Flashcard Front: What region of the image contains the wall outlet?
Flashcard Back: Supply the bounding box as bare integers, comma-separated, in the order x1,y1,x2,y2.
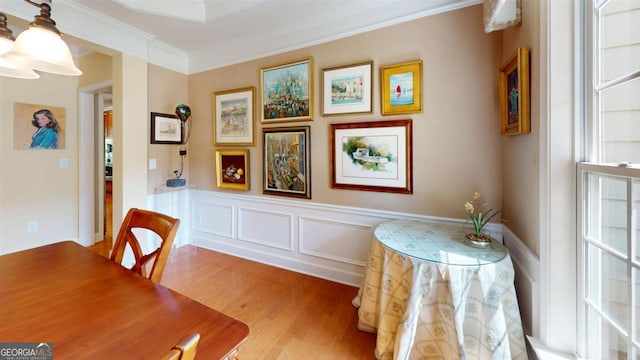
179,149,187,156
27,221,38,232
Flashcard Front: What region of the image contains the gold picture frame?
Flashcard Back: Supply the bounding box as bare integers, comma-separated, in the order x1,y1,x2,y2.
380,60,423,115
499,47,530,135
216,149,250,191
213,86,255,146
260,58,313,123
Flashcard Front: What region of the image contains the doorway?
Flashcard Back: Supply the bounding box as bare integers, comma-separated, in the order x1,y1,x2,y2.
78,82,113,251
103,108,113,247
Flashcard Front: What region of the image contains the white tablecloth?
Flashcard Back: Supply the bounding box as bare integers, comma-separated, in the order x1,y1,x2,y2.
353,219,527,359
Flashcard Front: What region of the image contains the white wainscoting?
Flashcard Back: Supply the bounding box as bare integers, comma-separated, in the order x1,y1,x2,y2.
147,189,539,336
180,190,502,287
502,225,540,338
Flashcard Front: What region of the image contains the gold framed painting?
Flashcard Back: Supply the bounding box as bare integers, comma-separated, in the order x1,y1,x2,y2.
499,47,530,135
213,86,255,145
260,58,313,123
216,149,250,191
380,60,423,115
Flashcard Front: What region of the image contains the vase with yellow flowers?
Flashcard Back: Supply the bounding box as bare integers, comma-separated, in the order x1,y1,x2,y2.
464,192,500,248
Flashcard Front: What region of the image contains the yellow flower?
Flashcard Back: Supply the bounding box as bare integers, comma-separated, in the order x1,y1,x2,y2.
464,191,500,237
464,201,474,213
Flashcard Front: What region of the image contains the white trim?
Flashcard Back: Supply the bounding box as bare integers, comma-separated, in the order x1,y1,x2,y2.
503,225,540,337
527,336,577,360
77,92,94,246
538,0,551,346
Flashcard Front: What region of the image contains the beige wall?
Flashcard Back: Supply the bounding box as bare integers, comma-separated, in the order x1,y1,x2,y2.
78,52,113,88
188,5,505,219
0,3,532,257
0,73,80,254
147,64,189,191
501,0,540,256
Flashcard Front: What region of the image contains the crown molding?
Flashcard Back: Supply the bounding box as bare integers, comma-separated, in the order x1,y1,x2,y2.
1,0,481,75
0,0,189,74
188,0,481,74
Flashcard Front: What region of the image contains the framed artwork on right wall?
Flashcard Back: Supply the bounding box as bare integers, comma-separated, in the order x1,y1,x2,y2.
499,47,530,135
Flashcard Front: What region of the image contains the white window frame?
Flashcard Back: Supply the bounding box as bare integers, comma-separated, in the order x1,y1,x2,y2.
577,0,640,358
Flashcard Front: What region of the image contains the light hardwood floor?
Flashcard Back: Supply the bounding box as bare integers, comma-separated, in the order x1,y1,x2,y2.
89,243,378,359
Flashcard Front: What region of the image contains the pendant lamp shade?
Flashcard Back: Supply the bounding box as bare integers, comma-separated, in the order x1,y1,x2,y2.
0,12,39,79
0,56,40,79
0,37,13,55
5,26,81,76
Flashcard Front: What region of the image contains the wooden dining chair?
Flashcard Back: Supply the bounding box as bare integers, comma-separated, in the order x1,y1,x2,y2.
110,208,180,283
158,333,200,360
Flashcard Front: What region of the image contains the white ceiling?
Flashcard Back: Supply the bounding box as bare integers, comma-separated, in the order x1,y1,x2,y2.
3,0,481,74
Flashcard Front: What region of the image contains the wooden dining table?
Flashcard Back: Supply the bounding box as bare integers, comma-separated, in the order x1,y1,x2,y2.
0,241,249,359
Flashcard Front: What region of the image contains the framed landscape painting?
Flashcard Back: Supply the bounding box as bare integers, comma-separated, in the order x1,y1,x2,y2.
380,60,423,115
321,61,373,115
263,126,311,199
331,119,412,194
260,58,313,123
499,47,530,135
150,112,182,144
213,87,255,145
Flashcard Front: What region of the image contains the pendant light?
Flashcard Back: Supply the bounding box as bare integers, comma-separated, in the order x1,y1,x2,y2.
0,12,40,79
3,0,82,77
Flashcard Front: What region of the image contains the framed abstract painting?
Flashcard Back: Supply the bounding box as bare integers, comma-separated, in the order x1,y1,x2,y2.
260,58,313,123
262,126,311,199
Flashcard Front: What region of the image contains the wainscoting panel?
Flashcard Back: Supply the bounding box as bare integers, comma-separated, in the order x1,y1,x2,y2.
192,202,234,238
238,206,293,250
299,216,373,266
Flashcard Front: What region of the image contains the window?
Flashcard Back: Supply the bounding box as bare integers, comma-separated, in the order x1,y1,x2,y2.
578,1,640,359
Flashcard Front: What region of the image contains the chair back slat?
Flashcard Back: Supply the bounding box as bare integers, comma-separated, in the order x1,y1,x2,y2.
110,208,180,283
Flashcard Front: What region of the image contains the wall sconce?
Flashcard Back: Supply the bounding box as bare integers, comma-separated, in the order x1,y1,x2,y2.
0,0,82,79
